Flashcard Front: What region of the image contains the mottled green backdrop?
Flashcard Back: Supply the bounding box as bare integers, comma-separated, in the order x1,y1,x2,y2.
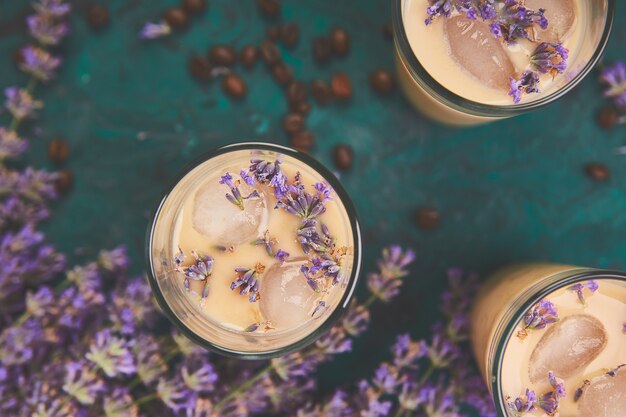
1,0,626,390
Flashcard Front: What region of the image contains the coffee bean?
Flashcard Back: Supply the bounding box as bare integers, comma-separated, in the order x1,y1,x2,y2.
329,27,350,56
271,63,293,86
257,0,280,18
286,81,307,103
48,139,69,164
584,163,610,181
597,107,618,129
289,100,311,115
310,80,332,105
333,144,353,170
282,113,305,135
281,23,300,48
369,69,395,95
222,74,247,99
163,7,189,30
266,25,281,41
415,208,440,230
383,22,393,40
331,72,352,101
239,45,258,69
182,0,207,15
312,37,332,64
86,4,110,30
55,169,73,194
259,40,281,66
188,55,212,81
208,45,236,67
289,131,315,152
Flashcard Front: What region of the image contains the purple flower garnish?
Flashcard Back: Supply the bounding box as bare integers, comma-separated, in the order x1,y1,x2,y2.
185,252,214,281
301,264,321,292
538,372,566,415
85,329,136,377
220,171,260,211
275,248,289,263
247,158,288,198
568,280,599,305
18,46,61,81
27,14,69,46
297,218,334,254
509,70,540,104
311,300,330,319
490,1,548,43
524,299,559,330
0,128,28,160
276,183,329,219
531,42,569,77
4,87,43,120
311,253,342,285
140,21,172,39
367,245,415,302
244,320,272,332
508,388,537,416
252,230,276,257
599,61,626,109
231,264,263,302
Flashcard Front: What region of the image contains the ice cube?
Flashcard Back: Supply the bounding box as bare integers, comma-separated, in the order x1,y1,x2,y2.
259,259,319,329
444,16,515,90
528,315,607,383
579,367,626,417
192,180,269,248
525,0,576,42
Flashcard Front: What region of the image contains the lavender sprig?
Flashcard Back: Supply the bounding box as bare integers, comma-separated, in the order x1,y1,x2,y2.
599,61,626,110
568,280,599,305
231,264,264,302
367,246,416,302
523,299,559,330
18,46,61,82
507,388,537,417
530,42,569,77
509,70,540,104
489,0,548,42
4,87,43,121
297,219,334,254
425,0,496,25
538,371,566,415
252,230,277,257
220,172,260,211
247,158,288,198
276,182,332,219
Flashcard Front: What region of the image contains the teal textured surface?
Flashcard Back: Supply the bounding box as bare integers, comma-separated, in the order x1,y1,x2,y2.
1,0,626,389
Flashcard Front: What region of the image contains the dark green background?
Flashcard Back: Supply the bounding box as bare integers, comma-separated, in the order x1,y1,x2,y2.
2,0,626,390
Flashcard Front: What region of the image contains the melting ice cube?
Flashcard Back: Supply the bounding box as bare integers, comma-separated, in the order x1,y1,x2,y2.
444,16,515,91
259,259,319,329
526,0,576,42
192,180,268,248
528,314,607,383
579,367,626,417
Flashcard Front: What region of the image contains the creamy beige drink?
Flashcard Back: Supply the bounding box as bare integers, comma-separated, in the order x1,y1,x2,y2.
471,264,626,417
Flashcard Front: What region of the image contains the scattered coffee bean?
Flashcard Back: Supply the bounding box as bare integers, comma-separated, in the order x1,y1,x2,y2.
369,69,395,95
182,0,207,15
208,45,236,67
188,55,212,81
257,0,280,18
48,139,69,164
266,25,281,41
329,27,350,56
286,81,307,103
584,163,610,181
597,107,618,129
310,80,332,105
289,100,311,115
281,23,300,48
415,208,440,230
86,4,110,30
259,40,281,66
383,22,393,40
289,131,315,152
331,72,352,101
55,169,73,194
222,74,247,99
312,37,332,64
333,144,353,170
271,63,293,86
282,113,305,135
239,45,258,69
163,7,189,30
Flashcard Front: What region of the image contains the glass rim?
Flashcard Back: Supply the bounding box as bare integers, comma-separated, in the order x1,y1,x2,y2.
490,269,626,416
145,141,363,360
391,0,616,117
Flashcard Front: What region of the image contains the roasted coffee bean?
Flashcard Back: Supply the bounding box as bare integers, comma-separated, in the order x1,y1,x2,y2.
333,144,353,170
289,131,315,152
286,81,307,103
257,0,281,18
383,22,393,40
289,100,311,115
271,63,293,86
55,170,73,194
584,163,610,181
266,25,281,41
282,113,305,135
281,23,300,48
48,139,69,164
310,80,332,105
331,72,352,101
415,208,440,230
163,7,189,30
182,0,207,15
86,4,110,29
259,40,281,66
222,74,247,99
312,37,332,64
208,45,236,67
329,27,350,56
239,45,258,69
369,69,395,95
597,107,618,129
188,55,212,81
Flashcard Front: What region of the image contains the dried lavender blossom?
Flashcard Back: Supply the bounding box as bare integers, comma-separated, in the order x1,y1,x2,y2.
425,0,496,25
367,245,416,302
297,218,334,254
275,248,290,263
253,229,277,257
538,371,566,415
489,0,548,42
523,299,559,330
85,329,136,377
247,158,288,198
568,280,599,305
531,42,569,76
276,181,332,219
140,21,172,39
0,128,28,161
27,14,69,46
599,61,626,110
509,70,540,104
231,264,263,302
220,172,260,211
18,46,61,81
4,87,43,120
508,388,537,416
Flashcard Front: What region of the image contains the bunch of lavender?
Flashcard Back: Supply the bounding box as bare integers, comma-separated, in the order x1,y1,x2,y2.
598,61,626,127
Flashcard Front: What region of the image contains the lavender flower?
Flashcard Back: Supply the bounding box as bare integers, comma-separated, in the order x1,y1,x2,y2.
4,87,43,120
181,359,218,393
361,398,393,417
272,352,316,380
220,172,260,211
538,372,566,415
523,299,559,330
530,42,569,76
247,158,287,198
98,245,129,272
276,182,331,219
508,388,537,416
342,301,370,336
103,387,138,417
297,219,334,254
392,334,426,368
490,1,548,42
244,320,273,332
0,319,42,365
133,335,167,385
85,330,136,377
27,14,69,45
140,21,172,39
316,326,352,354
109,278,156,334
301,264,321,292
275,249,290,263
568,280,599,305
418,386,460,417
157,377,192,412
367,245,416,302
33,0,71,17
600,61,626,109
18,46,61,81
62,361,103,405
509,70,540,104
425,0,496,25
0,128,28,160
253,230,276,257
231,264,263,302
373,363,400,394
25,286,55,318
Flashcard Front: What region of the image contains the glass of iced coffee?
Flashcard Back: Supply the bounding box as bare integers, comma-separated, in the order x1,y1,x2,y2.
146,143,361,359
471,264,626,417
392,0,616,126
